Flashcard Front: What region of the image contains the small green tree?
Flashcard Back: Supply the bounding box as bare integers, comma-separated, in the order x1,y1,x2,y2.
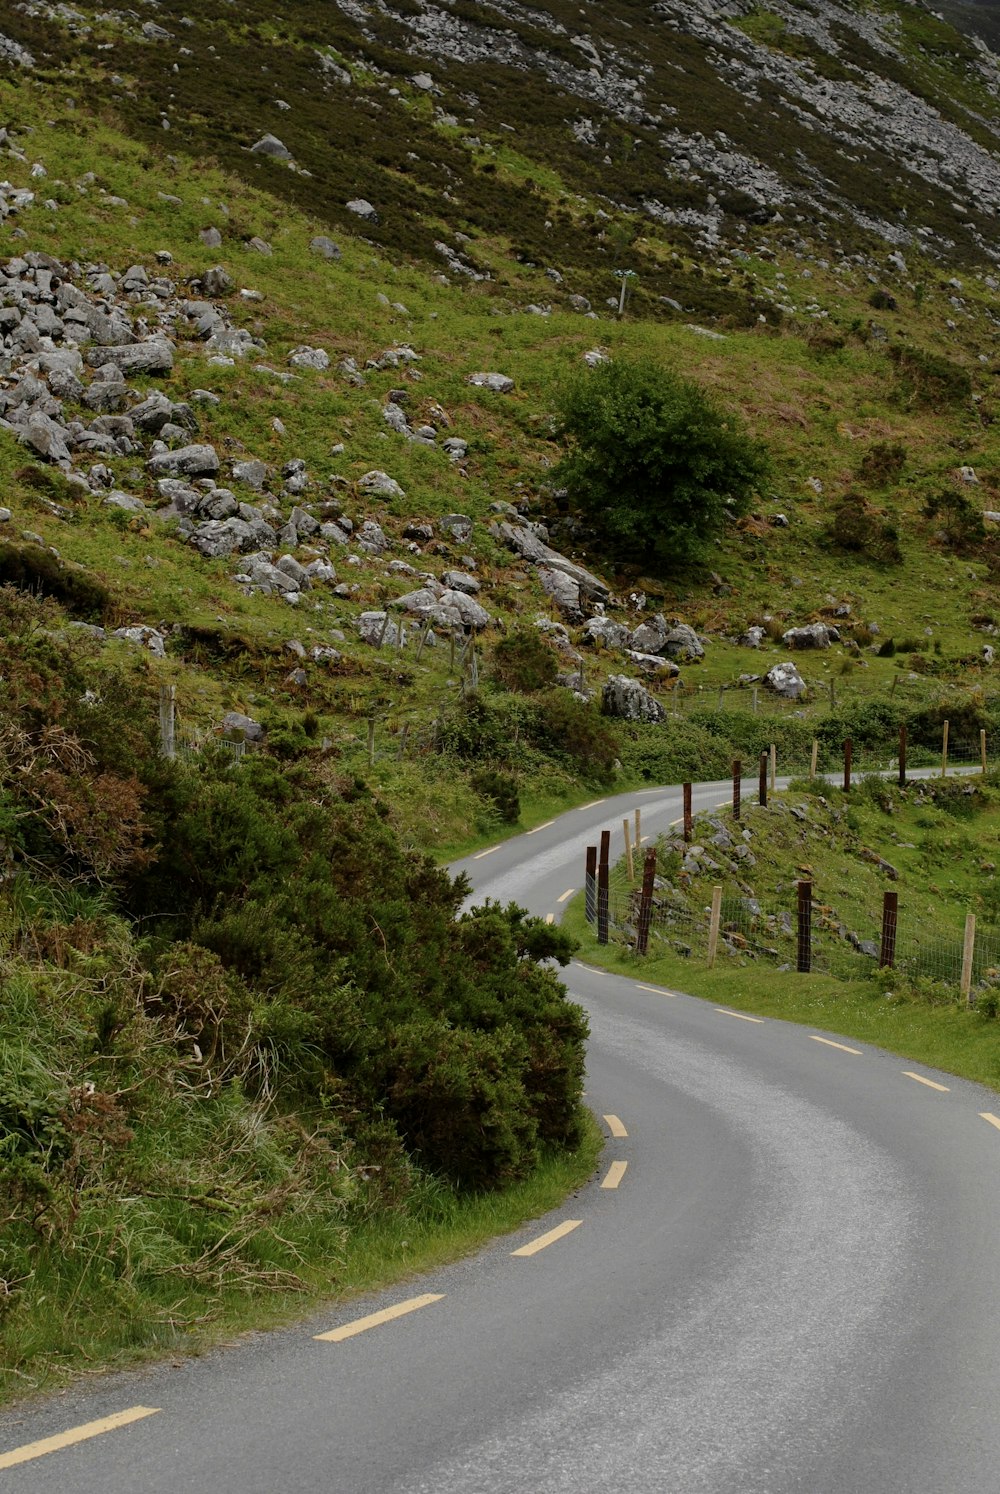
553,359,770,571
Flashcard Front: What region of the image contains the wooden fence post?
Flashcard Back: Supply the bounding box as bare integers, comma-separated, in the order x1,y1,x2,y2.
961,912,976,1004
752,687,759,714
843,738,852,794
879,890,898,969
796,880,812,974
635,848,657,955
367,717,376,766
810,738,818,780
941,719,949,778
898,723,907,787
585,845,597,924
981,728,988,775
683,782,693,843
634,807,641,848
623,818,635,882
759,751,768,807
597,830,610,945
397,722,410,760
707,886,723,968
732,759,742,821
159,684,176,759
769,743,777,795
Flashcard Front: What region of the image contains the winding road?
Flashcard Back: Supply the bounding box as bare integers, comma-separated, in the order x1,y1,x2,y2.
4,779,1000,1492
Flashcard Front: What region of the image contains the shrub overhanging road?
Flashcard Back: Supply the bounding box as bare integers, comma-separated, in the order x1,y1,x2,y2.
3,779,1000,1492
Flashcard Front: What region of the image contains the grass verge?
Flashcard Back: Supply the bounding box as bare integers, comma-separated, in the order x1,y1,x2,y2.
564,900,1000,1092
0,1109,602,1407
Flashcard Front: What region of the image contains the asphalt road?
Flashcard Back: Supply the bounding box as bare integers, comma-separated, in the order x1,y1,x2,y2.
3,779,1000,1491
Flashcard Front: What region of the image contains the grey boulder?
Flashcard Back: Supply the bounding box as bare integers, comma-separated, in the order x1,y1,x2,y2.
601,675,665,723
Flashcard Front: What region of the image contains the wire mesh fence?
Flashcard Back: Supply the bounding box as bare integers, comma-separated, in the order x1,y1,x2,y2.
585,851,1000,998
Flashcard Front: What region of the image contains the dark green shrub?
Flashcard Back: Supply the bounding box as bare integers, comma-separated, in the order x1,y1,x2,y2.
436,691,537,765
529,690,620,780
375,1019,538,1188
922,489,986,553
888,344,973,408
471,768,520,823
868,289,898,311
857,441,907,487
489,628,559,693
552,358,770,571
826,493,902,563
0,543,111,621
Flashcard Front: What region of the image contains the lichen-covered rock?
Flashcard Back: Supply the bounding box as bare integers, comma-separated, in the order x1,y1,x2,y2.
764,661,806,698
601,674,665,723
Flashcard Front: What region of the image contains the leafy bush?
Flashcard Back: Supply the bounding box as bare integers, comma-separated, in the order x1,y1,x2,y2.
489,628,559,693
857,441,907,487
529,690,620,781
552,358,771,571
471,768,521,823
826,493,902,563
922,489,986,553
888,344,972,408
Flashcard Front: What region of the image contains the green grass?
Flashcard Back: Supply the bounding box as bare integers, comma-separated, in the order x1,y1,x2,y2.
565,899,1000,1090
0,1110,602,1405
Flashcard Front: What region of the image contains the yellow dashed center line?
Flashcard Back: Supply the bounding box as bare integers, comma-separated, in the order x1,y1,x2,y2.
603,1113,628,1138
716,1008,764,1024
512,1220,583,1257
980,1112,1000,1132
544,913,554,925
572,961,610,977
525,819,555,835
903,1071,949,1093
472,845,501,860
578,799,607,810
557,887,576,903
0,1407,161,1472
811,1036,863,1055
601,1160,628,1190
636,983,678,998
315,1293,444,1343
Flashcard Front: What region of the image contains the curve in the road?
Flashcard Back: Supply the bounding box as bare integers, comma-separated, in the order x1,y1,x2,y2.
3,777,1000,1493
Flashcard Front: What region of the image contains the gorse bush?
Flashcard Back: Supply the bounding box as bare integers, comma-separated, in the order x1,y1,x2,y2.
552,358,771,572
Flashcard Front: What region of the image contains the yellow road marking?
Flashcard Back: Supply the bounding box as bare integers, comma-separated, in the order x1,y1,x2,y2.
0,1407,160,1472
601,1160,628,1190
639,835,649,844
578,799,606,810
557,887,576,903
811,1036,863,1055
314,1293,444,1342
716,1008,764,1024
472,845,501,860
980,1112,1000,1132
512,1219,583,1257
636,983,677,998
572,961,610,976
903,1071,949,1093
526,819,555,835
545,913,554,925
603,1113,628,1138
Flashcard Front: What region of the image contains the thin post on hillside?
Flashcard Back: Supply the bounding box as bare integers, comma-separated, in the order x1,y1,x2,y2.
769,743,776,795
159,684,176,759
683,782,693,843
585,845,597,924
879,890,898,970
623,818,635,882
961,912,977,1005
796,880,813,974
981,728,988,776
758,751,768,808
810,738,819,780
732,759,742,821
706,886,723,968
635,848,657,956
843,738,852,794
941,719,950,778
597,830,611,946
899,724,907,787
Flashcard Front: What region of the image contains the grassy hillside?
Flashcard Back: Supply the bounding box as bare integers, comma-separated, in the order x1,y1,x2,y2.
3,0,1000,1399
